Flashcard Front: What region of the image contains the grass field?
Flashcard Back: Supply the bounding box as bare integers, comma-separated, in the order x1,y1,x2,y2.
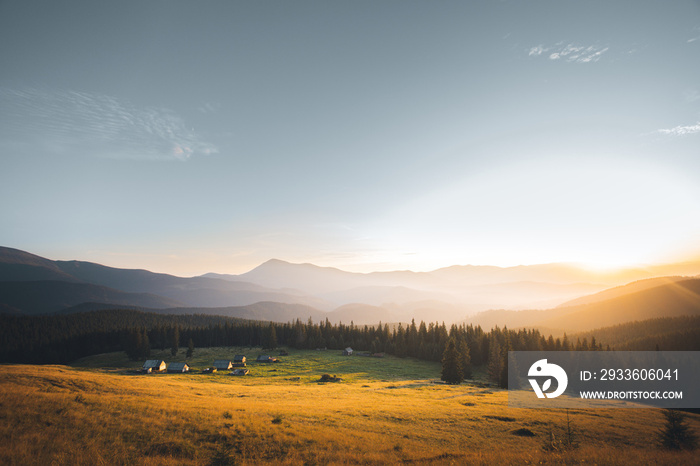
1,347,698,465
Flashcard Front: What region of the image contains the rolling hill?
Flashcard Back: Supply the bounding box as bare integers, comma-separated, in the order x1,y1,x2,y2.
467,278,700,333
2,246,700,326
0,247,331,314
0,281,184,314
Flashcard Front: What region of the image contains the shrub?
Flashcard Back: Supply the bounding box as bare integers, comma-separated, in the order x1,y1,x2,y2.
658,409,698,450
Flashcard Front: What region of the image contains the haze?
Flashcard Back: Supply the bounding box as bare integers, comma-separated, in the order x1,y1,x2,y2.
1,1,699,277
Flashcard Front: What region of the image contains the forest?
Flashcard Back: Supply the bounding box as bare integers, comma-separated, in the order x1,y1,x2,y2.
3,308,700,388
1,308,602,366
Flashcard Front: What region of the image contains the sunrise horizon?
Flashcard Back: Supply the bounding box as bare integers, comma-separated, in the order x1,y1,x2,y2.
7,242,700,280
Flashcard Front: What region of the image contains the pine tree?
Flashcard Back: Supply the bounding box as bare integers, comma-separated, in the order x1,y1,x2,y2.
441,338,464,384
457,337,472,379
186,337,194,358
123,328,140,361
658,409,698,450
487,337,502,384
170,326,180,357
139,328,150,359
263,323,277,349
499,334,512,389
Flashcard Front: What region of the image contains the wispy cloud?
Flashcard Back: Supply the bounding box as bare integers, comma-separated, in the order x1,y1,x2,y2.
684,89,700,103
0,87,217,161
657,122,700,136
528,43,609,63
198,102,221,114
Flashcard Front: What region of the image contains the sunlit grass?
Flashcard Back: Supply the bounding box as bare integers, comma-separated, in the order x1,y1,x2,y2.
0,348,697,464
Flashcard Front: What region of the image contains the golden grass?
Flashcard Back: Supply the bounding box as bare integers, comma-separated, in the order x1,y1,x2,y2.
1,350,698,465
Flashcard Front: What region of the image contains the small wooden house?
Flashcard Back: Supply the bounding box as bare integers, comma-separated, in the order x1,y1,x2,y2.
256,355,278,363
213,359,232,370
342,347,353,356
167,362,190,373
232,355,246,367
142,360,166,372
231,368,249,376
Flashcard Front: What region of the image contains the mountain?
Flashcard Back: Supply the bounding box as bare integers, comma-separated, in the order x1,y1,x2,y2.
0,281,184,315
203,259,618,312
467,278,700,333
0,247,331,314
54,259,332,309
0,247,80,282
326,303,398,325
557,276,694,308
540,278,700,331
569,315,700,351
3,245,700,326
150,302,327,322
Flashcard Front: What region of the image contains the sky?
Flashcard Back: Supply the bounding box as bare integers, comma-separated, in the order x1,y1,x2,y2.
1,0,699,276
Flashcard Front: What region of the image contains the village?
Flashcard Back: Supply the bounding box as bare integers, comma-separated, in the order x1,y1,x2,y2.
137,346,385,377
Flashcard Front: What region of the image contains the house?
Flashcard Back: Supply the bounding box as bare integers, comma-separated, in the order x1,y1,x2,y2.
167,362,190,373
142,360,166,372
256,355,278,363
232,355,246,367
231,368,249,376
213,360,233,370
342,347,353,356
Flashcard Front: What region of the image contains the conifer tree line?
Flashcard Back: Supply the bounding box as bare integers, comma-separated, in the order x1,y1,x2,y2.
1,309,604,370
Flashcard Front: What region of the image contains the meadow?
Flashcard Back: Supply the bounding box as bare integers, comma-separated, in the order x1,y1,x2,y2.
0,347,698,465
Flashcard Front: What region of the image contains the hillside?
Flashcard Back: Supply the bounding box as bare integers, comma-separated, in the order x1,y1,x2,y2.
3,245,700,325
569,315,700,351
154,302,327,323
0,281,184,314
0,246,80,282
557,276,694,308
468,278,700,332
540,278,700,331
1,362,698,465
0,247,332,314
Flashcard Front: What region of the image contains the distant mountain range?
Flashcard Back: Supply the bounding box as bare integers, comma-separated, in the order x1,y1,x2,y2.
1,246,699,327
465,277,700,333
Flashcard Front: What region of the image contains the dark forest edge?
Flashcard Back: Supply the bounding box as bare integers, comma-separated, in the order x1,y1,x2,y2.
1,309,698,384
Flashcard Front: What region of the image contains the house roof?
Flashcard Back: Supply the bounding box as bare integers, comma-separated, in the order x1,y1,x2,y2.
344,347,353,351
168,362,189,371
143,359,165,368
233,355,246,361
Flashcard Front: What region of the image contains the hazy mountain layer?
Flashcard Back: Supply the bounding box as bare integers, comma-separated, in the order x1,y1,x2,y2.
2,246,700,325
467,278,700,333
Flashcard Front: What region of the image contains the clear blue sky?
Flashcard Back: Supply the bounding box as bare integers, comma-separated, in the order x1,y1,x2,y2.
1,1,699,276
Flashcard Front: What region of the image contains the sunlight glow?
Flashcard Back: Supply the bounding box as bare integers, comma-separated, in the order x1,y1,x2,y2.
365,156,700,273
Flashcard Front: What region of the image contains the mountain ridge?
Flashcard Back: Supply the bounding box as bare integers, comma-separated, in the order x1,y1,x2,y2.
3,246,700,325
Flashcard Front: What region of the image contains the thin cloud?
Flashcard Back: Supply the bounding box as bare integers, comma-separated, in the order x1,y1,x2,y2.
528,45,545,57
0,87,217,161
657,122,700,136
528,43,609,63
684,89,700,103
